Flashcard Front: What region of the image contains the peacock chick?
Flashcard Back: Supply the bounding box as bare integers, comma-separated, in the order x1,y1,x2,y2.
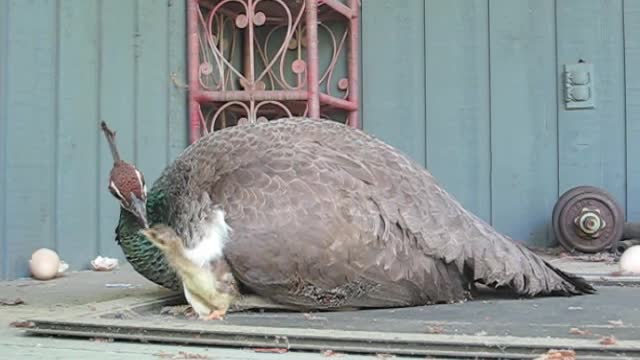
141,223,238,320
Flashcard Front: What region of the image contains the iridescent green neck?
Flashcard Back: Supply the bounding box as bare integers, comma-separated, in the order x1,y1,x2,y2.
116,191,182,291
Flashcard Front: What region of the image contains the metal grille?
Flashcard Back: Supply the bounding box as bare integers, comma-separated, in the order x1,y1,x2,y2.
187,0,361,143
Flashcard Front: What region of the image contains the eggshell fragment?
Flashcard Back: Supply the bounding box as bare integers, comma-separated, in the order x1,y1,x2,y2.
91,256,119,271
619,245,640,274
29,248,61,280
58,261,69,274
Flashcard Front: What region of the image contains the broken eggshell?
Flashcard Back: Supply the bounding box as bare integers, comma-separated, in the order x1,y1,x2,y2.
29,248,62,280
91,256,119,271
58,260,69,274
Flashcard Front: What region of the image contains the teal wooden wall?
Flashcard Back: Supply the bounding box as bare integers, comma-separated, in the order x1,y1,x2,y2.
363,0,639,247
1,0,639,279
0,0,188,279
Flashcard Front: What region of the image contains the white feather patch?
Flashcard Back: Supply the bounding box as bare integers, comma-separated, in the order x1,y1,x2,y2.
109,181,124,200
184,209,231,268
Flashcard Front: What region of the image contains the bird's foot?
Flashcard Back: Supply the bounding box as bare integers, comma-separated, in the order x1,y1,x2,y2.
204,309,226,321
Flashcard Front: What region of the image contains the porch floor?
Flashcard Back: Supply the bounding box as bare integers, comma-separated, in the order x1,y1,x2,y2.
1,254,638,359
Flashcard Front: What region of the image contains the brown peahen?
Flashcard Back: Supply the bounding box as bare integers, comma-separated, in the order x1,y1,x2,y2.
101,117,594,310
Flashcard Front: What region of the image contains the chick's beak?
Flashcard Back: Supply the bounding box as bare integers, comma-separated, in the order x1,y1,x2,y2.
129,195,149,229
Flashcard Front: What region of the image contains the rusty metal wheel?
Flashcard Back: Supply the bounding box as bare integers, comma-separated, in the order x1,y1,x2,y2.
552,185,625,253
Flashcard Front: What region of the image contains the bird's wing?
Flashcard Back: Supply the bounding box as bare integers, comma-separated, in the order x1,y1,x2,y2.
308,124,593,297
213,140,469,309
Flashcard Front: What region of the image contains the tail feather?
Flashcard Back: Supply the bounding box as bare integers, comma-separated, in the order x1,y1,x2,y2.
421,191,597,298
544,260,596,295
467,232,596,297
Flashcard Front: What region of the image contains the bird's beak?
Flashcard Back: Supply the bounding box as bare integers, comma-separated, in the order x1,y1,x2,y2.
129,195,149,229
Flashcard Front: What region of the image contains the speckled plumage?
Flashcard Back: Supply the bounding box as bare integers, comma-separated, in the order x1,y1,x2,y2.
113,117,594,309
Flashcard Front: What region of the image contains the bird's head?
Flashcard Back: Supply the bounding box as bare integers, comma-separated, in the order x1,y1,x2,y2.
100,121,149,229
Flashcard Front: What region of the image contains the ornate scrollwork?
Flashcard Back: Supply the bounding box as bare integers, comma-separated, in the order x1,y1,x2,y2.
195,0,354,133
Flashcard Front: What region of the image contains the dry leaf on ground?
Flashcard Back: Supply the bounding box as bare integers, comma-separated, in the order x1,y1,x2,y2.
9,321,34,328
599,335,617,345
0,298,25,306
568,327,592,336
534,349,576,360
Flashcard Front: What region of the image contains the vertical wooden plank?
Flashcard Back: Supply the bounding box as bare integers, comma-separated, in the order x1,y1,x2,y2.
357,12,363,130
56,0,99,268
489,0,558,246
98,0,137,259
4,0,57,278
425,0,491,222
136,0,170,181
625,0,640,221
167,0,189,160
0,0,8,278
361,0,426,166
556,0,626,212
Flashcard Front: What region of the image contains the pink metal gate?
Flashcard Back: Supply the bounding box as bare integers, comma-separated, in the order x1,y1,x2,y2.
187,0,361,143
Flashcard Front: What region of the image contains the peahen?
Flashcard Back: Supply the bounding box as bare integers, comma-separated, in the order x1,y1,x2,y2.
101,117,594,310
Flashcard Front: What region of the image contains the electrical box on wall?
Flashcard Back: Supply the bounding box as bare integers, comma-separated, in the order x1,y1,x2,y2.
563,62,595,110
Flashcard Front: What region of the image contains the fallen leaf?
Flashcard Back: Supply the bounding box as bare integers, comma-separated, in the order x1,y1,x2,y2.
599,335,617,346
568,327,592,336
0,298,25,306
426,325,445,334
608,320,624,327
322,350,341,357
9,321,34,328
534,349,576,360
253,348,288,354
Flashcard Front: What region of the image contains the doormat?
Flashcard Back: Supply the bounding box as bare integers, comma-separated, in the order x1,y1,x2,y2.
18,286,640,359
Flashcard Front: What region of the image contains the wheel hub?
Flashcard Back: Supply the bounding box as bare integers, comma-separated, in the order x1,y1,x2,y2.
552,185,624,253
574,208,606,237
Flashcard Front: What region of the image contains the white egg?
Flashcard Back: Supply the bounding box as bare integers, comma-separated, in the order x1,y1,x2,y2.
29,248,60,280
619,245,640,274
